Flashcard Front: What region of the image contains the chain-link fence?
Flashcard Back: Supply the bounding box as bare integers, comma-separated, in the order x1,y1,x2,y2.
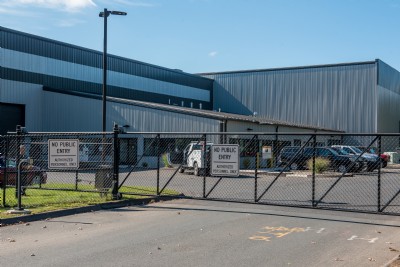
1,131,400,215
1,130,115,211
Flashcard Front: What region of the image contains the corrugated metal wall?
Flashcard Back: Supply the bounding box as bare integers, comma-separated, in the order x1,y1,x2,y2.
377,60,400,133
0,80,44,132
0,26,213,109
203,63,378,133
377,84,400,133
42,91,220,132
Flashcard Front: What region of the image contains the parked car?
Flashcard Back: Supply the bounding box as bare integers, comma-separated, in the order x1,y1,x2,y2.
278,146,309,170
278,146,364,172
356,146,389,168
0,155,47,187
332,145,383,171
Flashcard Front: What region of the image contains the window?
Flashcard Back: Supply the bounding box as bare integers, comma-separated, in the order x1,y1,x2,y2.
143,138,192,158
230,138,258,157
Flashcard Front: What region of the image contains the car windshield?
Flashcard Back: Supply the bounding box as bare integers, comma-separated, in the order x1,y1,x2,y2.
326,148,338,155
358,147,377,154
351,146,363,154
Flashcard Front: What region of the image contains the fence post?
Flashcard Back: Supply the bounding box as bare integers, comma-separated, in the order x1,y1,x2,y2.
203,134,207,198
156,134,160,196
312,134,316,207
15,125,22,198
112,124,120,200
2,136,8,207
377,135,382,212
254,134,259,202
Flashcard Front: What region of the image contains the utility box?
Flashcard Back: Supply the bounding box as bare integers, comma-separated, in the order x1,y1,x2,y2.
392,152,400,164
384,152,400,164
95,165,112,190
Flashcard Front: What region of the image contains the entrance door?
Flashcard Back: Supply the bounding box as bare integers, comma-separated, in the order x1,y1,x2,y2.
119,138,137,165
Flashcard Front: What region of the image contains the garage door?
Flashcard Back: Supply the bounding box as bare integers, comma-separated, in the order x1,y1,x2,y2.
0,103,25,135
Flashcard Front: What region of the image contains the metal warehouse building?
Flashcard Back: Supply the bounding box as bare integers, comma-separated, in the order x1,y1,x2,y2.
0,26,335,136
200,60,400,133
1,26,400,136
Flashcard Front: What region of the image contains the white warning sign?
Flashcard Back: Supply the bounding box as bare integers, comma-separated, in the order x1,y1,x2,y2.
211,144,239,177
48,139,79,169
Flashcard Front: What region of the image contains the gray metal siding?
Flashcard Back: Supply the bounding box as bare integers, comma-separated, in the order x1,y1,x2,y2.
42,91,220,132
0,26,213,90
1,48,210,103
378,60,400,94
377,61,400,133
377,85,400,133
204,63,378,133
0,80,44,131
0,26,213,109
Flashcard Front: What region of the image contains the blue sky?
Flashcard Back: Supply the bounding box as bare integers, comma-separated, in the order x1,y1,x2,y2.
0,0,399,73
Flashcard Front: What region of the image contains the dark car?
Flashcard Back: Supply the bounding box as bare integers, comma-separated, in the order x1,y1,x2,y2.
278,146,364,172
278,146,310,170
0,156,47,187
356,146,389,168
330,147,368,171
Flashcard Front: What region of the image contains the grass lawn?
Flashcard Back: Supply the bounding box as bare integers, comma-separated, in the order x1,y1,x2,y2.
0,184,179,219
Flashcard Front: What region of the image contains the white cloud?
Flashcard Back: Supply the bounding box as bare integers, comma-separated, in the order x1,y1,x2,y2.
0,0,96,12
57,18,85,27
113,0,156,7
208,51,218,57
0,6,33,15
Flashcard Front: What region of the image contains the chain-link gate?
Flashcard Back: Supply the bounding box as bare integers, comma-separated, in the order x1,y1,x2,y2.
2,131,400,215
118,132,400,215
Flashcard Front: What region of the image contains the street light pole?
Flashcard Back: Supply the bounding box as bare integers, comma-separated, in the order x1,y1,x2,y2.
99,8,127,132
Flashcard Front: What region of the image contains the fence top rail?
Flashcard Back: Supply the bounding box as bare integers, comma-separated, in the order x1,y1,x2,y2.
2,132,400,137
6,132,113,135
123,132,400,136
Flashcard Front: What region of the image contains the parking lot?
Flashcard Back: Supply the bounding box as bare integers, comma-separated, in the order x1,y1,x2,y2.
41,163,400,214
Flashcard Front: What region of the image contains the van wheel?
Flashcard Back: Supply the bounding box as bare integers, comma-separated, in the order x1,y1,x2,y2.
178,167,184,173
194,163,199,176
337,165,347,173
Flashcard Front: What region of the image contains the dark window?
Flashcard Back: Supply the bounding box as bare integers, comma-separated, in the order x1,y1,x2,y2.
230,138,258,157
143,138,192,162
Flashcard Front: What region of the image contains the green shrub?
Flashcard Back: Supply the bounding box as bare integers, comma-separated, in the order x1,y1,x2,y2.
162,153,172,168
307,157,330,174
243,158,251,169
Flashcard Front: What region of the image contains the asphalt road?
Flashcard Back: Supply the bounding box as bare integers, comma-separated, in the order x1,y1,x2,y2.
45,166,400,214
1,199,400,267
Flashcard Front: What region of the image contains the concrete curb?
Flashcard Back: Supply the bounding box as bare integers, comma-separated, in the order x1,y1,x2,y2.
0,196,178,226
286,173,354,178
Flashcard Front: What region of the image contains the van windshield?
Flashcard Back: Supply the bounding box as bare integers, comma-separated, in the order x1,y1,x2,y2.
192,144,211,150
